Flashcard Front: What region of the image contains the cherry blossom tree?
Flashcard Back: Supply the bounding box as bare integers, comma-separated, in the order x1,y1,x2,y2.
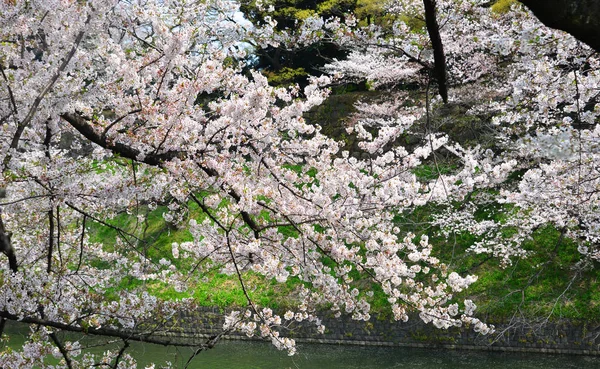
3,0,599,367
0,0,495,366
323,0,600,284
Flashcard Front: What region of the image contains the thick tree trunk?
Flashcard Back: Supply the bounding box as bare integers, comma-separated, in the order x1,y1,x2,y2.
423,0,449,103
0,206,17,273
0,227,17,272
520,0,600,52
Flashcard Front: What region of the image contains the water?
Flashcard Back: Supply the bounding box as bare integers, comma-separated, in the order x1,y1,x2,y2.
183,341,599,369
3,323,599,368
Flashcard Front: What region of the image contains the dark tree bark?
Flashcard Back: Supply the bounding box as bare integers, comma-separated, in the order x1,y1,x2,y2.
423,0,449,103
0,213,17,273
0,309,226,349
520,0,600,52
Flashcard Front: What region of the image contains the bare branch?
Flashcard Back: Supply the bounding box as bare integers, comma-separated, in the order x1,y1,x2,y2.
0,66,19,123
112,340,130,369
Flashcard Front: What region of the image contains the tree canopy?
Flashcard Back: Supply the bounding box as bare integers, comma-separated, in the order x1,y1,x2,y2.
2,0,600,367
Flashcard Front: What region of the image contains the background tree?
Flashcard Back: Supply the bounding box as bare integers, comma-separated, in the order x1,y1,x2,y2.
519,0,600,52
322,0,600,327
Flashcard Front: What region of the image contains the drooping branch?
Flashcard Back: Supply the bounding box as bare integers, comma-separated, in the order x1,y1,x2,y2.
0,310,225,349
76,214,87,273
45,121,54,273
520,0,600,52
423,0,448,103
184,334,222,369
0,66,18,124
47,206,54,274
56,205,63,265
112,340,130,369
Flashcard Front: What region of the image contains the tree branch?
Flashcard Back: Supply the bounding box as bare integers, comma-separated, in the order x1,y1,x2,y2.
3,19,89,169
0,310,218,348
47,207,54,274
112,340,130,369
0,211,18,272
0,66,18,123
61,113,186,166
49,332,74,369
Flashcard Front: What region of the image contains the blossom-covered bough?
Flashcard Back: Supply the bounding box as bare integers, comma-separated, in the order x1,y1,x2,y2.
323,0,600,312
1,0,599,367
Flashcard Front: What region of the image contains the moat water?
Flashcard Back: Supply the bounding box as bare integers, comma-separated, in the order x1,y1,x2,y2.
2,322,599,368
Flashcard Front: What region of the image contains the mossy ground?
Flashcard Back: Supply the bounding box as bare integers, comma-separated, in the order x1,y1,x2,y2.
87,202,301,310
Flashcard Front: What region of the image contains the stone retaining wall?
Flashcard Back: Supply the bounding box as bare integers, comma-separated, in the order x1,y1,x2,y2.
152,307,600,355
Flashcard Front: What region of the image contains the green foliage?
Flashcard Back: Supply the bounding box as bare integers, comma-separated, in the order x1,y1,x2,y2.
193,276,244,307
149,283,191,301
278,225,300,238
491,0,518,14
317,0,357,16
242,0,357,27
294,8,317,19
412,163,457,181
399,14,426,32
263,67,308,86
355,0,386,26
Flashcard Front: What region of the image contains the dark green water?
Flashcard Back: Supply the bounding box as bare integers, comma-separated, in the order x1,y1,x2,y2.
3,323,599,368
134,340,599,369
